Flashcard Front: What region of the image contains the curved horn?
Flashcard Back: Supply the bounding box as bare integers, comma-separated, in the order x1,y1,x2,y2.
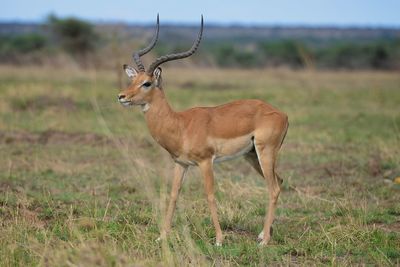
133,14,159,72
147,15,203,75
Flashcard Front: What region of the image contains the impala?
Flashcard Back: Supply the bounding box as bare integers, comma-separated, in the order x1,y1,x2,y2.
117,15,289,246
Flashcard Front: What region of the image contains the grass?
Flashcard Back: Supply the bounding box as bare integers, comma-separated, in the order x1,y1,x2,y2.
0,66,399,266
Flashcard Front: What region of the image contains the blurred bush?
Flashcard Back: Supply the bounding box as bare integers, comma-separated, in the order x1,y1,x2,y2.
259,40,310,68
0,33,47,63
315,41,398,70
0,33,47,53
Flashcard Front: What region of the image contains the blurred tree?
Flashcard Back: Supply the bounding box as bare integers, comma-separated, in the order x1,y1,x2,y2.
48,14,98,57
370,44,389,69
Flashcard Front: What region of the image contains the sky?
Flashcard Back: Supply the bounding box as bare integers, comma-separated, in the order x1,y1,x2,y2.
1,0,400,27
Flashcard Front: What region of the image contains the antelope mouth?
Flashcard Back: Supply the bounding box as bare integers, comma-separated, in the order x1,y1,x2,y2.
118,99,133,107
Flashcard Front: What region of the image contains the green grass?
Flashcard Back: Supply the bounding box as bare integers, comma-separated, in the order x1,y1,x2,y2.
0,66,399,266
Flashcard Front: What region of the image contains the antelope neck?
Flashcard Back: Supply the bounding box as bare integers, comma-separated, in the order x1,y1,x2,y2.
143,88,182,156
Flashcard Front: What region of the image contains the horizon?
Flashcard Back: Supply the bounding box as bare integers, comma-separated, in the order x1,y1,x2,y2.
1,0,400,28
1,19,400,30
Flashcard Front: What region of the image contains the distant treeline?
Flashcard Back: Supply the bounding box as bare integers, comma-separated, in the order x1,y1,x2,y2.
1,16,400,70
205,39,400,69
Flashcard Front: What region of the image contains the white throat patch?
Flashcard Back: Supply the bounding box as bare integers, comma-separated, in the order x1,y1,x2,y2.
141,103,150,113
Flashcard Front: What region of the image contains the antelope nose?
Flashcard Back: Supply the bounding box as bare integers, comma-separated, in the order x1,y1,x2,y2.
118,94,126,101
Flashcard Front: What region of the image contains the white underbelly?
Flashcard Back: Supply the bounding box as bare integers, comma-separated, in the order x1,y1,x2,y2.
173,156,197,166
211,134,254,163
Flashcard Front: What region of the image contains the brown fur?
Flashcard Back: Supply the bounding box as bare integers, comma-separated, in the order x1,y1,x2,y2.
118,70,288,245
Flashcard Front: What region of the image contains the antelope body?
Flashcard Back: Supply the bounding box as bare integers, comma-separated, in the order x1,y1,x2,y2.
117,15,288,246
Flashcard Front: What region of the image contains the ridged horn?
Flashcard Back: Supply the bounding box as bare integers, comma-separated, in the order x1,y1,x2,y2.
132,14,159,72
147,15,203,75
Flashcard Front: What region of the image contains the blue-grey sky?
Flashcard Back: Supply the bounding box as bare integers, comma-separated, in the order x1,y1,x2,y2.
1,0,400,27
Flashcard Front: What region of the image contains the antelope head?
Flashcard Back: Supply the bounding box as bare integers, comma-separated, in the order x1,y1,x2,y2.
118,15,204,110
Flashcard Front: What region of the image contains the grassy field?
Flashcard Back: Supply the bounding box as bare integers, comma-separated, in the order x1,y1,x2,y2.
0,66,399,266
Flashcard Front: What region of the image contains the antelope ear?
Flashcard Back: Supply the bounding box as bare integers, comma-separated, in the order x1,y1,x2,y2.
153,67,162,80
153,67,162,86
123,64,138,78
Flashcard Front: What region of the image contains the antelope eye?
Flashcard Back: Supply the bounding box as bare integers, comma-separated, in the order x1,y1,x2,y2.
142,82,152,87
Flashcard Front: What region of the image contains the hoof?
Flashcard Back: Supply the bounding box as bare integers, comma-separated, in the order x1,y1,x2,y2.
215,235,223,246
258,239,270,246
156,230,168,243
156,232,167,243
257,227,273,241
257,231,264,241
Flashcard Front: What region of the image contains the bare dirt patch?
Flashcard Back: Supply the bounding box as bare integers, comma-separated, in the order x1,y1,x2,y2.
0,130,111,146
376,221,400,233
11,96,77,111
0,130,157,151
